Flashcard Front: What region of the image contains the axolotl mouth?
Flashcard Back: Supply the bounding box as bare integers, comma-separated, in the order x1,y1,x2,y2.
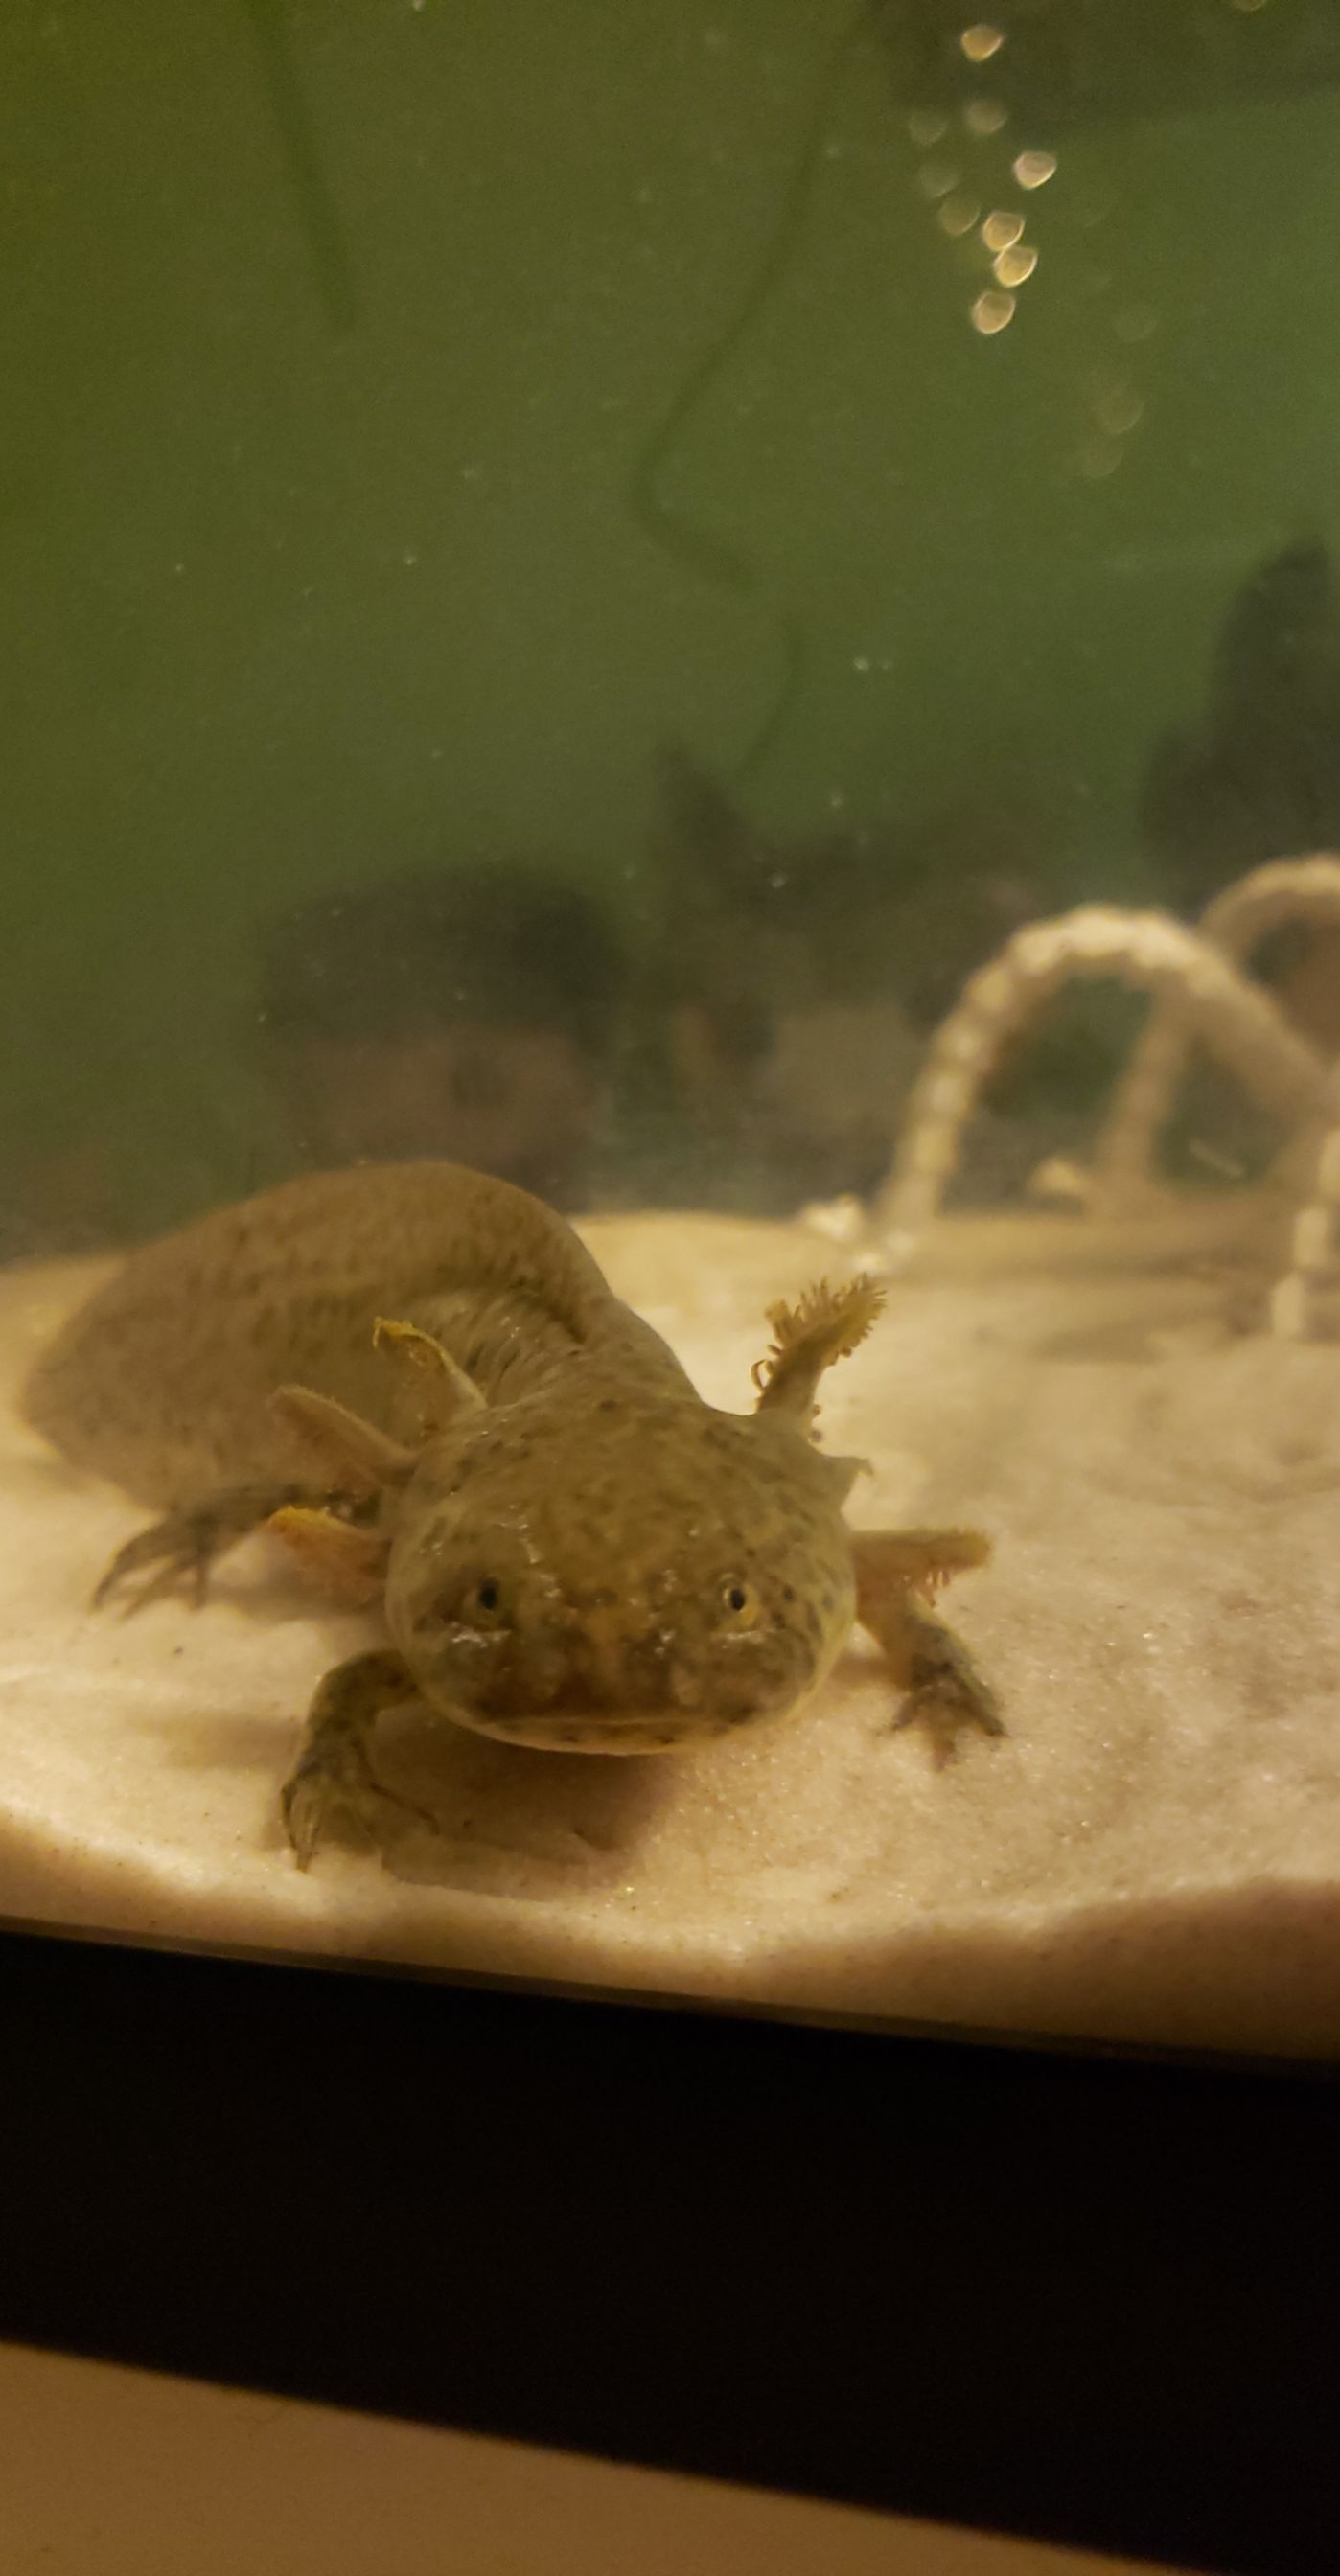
443,1712,755,1754
421,1686,811,1757
388,1604,844,1755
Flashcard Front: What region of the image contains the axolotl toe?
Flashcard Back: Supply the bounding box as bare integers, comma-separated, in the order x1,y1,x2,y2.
21,1161,1002,1868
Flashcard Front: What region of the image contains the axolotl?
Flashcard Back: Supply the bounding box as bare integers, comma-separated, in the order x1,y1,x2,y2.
22,1162,1001,1866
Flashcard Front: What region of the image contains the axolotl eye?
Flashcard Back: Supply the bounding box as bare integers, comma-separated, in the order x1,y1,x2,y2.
416,1575,511,1632
719,1577,761,1629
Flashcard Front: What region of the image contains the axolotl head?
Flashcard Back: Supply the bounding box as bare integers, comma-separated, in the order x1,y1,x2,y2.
381,1388,862,1753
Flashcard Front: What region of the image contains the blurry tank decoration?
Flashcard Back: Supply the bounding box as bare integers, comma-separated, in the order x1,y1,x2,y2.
820,855,1340,1342
240,0,358,333
640,747,1048,1212
258,863,625,1209
1144,540,1340,908
1142,540,1340,1059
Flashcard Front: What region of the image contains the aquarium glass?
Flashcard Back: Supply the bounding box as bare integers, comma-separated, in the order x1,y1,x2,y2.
5,0,1340,2058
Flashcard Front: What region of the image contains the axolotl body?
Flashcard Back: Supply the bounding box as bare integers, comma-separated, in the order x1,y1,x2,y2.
22,1162,1000,1865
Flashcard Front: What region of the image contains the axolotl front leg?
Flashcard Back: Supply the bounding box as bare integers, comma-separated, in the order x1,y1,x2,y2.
751,1281,1003,1764
281,1647,434,1869
851,1528,1003,1765
273,1326,485,1866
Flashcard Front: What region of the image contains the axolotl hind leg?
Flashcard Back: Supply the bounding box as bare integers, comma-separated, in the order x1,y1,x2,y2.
91,1370,422,1614
93,1480,323,1613
852,1528,1003,1767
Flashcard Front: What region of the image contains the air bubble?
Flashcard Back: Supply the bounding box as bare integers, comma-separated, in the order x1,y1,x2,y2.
937,191,981,238
992,243,1037,287
970,289,1015,334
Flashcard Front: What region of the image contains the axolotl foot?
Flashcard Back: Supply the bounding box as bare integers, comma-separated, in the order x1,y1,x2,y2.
281,1649,437,1870
93,1482,311,1614
851,1527,1005,1769
890,1608,1005,1768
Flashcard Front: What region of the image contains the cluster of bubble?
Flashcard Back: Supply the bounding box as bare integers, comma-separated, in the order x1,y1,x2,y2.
908,22,1054,341
905,20,1167,480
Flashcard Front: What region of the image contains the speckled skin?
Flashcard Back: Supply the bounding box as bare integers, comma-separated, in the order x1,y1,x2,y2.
23,1161,998,1862
24,1162,684,1509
